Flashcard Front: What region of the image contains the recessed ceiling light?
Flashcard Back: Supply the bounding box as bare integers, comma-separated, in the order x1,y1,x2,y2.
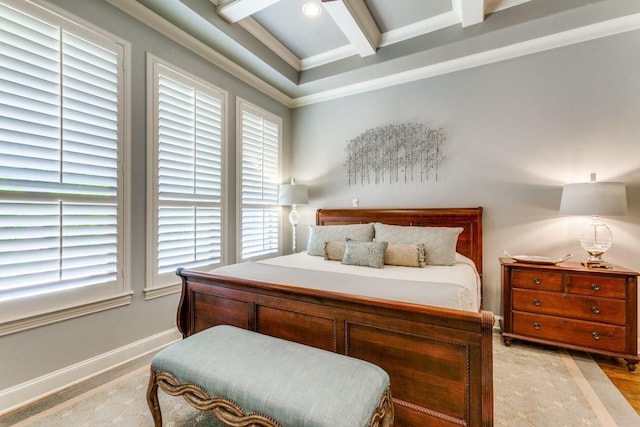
302,2,322,18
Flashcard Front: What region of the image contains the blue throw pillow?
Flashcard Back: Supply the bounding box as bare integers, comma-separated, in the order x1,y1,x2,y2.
341,239,388,268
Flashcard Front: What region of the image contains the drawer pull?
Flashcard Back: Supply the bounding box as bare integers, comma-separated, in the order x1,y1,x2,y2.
533,298,541,306
533,322,540,330
591,283,600,291
591,306,600,314
592,332,600,340
533,278,541,285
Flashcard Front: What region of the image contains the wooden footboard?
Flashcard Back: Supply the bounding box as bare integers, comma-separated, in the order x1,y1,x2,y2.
176,269,494,426
175,208,492,426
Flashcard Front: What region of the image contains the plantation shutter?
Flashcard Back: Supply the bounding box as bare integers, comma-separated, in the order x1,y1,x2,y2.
0,3,121,297
156,72,223,275
240,107,280,260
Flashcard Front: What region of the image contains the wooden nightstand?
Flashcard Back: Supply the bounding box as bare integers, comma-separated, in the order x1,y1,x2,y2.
500,257,639,371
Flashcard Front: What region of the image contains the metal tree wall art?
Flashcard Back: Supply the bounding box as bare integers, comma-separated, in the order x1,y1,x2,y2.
344,123,446,185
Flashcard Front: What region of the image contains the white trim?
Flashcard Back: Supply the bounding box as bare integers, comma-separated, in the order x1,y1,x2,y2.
292,13,640,107
0,293,133,337
300,44,357,70
0,0,133,333
143,283,182,300
322,0,380,57
217,0,281,23
236,98,283,262
107,0,640,109
145,53,159,294
145,53,228,289
452,0,484,28
120,26,133,325
0,328,181,416
302,11,461,69
105,0,294,107
239,16,302,71
485,0,532,14
380,10,461,47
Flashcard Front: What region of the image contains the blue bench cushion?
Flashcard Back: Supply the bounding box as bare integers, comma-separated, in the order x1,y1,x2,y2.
152,325,390,427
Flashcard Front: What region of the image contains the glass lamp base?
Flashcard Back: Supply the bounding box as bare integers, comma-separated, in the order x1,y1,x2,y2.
288,205,300,253
579,217,612,264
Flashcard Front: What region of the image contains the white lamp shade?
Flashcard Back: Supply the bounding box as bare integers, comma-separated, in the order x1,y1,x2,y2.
278,183,308,206
559,182,627,216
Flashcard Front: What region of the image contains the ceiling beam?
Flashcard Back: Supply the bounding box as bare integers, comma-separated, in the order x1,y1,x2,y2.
216,0,282,23
452,0,484,27
322,0,380,57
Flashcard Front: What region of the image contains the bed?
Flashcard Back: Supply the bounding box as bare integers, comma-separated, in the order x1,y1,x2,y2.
176,208,494,426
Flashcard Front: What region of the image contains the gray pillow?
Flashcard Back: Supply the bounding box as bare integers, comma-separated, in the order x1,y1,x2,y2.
341,239,388,268
373,223,462,266
307,224,374,256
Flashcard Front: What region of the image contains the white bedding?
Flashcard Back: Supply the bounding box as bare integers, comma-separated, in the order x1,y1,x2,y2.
212,252,481,312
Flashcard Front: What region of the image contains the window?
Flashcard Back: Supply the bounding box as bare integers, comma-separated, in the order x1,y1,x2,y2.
0,0,130,332
237,99,281,261
147,55,226,295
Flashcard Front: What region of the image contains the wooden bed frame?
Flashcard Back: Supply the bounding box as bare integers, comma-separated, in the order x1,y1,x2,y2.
176,208,494,426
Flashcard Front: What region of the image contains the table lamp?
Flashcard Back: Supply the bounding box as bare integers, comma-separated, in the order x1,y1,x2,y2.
559,173,627,265
278,178,308,253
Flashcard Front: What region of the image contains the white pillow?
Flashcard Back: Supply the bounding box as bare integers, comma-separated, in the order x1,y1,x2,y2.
373,223,462,266
306,224,374,256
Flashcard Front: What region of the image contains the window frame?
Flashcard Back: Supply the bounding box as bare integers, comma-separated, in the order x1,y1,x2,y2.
145,54,228,298
236,98,282,262
0,0,131,335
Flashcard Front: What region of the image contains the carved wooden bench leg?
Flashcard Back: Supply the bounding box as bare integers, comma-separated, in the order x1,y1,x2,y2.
146,367,162,427
146,367,280,427
371,388,394,427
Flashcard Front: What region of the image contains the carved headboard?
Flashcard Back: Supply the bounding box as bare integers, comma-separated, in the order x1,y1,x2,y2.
316,207,483,277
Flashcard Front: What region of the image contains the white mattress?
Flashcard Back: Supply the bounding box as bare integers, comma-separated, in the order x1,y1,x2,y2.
230,252,482,311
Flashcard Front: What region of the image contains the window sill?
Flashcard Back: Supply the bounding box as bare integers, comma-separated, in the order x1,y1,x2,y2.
143,283,181,300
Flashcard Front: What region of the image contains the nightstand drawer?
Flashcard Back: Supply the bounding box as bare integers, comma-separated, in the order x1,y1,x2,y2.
501,257,639,371
565,274,626,299
512,312,627,353
511,270,562,291
512,288,625,325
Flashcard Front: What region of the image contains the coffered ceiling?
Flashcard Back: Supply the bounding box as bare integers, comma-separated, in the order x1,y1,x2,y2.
106,0,640,107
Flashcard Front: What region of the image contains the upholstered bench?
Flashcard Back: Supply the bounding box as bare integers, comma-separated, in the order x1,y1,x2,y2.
147,325,394,427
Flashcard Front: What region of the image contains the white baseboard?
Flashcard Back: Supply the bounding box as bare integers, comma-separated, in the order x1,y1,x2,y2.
493,314,503,333
0,327,182,416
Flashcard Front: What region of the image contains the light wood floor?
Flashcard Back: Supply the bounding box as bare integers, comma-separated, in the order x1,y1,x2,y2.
595,355,640,415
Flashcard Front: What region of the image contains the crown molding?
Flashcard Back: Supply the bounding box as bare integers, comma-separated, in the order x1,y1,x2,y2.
300,44,357,70
485,0,532,14
291,13,640,107
380,10,461,47
105,0,295,107
107,0,640,109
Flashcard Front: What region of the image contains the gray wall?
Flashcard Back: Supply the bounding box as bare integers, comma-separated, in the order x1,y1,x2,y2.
0,0,291,391
2,0,639,406
291,29,640,321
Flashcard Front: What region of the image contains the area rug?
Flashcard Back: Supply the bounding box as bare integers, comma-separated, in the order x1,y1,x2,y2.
493,335,638,426
4,333,639,427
